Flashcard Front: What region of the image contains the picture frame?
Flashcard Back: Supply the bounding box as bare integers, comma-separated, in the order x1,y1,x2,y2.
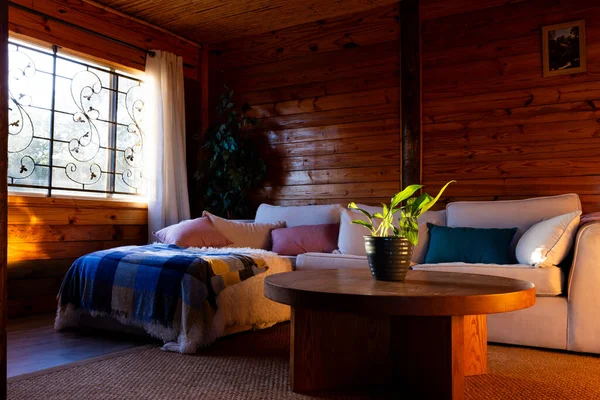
542,20,586,77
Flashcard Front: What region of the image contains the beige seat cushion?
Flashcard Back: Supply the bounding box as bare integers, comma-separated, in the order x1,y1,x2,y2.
411,263,564,296
296,252,369,270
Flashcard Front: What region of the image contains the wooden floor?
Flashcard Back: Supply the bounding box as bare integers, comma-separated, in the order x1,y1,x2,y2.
7,314,156,378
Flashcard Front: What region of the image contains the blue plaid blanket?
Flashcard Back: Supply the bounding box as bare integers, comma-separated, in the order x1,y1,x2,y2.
57,244,268,350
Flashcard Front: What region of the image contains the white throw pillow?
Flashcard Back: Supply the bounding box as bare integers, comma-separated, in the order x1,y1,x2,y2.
202,211,285,249
337,205,381,256
254,203,343,227
337,205,446,262
516,210,581,267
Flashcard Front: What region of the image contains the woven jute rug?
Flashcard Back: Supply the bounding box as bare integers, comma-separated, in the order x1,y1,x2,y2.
8,323,600,399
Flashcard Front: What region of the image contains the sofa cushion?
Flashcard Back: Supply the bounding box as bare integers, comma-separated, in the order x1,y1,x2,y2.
446,194,581,258
202,211,284,249
516,211,581,267
338,206,446,262
296,252,369,270
411,263,564,296
271,224,339,256
337,205,380,256
425,225,517,264
153,216,232,248
255,203,343,227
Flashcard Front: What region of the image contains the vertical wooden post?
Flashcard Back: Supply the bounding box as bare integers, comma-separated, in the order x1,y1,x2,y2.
0,0,9,397
200,45,209,137
400,0,421,189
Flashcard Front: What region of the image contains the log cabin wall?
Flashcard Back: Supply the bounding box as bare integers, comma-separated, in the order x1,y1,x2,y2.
8,197,147,317
420,0,600,212
209,4,402,208
6,0,202,317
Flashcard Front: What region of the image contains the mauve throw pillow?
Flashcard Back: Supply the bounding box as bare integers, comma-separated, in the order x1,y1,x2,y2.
153,216,232,248
271,224,340,256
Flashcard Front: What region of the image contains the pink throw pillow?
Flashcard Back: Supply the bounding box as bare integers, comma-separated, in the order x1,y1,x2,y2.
271,224,340,256
580,212,600,227
153,217,232,248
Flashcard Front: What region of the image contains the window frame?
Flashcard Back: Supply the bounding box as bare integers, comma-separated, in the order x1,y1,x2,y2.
7,39,146,199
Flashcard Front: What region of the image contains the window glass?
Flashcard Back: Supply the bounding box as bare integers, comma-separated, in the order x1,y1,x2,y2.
7,39,146,197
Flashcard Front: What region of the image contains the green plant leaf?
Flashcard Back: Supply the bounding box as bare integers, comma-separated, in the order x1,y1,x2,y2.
373,212,384,219
351,220,375,235
381,203,389,217
390,184,423,209
405,226,419,246
348,203,374,222
419,180,456,215
410,193,433,215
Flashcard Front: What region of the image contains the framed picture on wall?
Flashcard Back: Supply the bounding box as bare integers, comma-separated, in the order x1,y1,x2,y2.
542,20,586,77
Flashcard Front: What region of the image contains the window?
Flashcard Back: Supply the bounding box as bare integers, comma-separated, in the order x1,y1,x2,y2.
7,40,146,198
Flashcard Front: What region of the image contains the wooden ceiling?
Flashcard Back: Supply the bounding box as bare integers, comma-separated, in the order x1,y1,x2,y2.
92,0,399,44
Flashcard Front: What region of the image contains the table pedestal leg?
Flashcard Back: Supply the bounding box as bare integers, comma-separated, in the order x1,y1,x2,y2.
464,314,488,376
391,315,465,400
290,307,391,392
290,308,487,400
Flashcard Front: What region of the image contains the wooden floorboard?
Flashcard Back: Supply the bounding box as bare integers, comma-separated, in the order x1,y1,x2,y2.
7,314,156,378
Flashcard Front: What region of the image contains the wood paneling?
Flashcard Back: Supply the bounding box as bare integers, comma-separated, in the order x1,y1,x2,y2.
7,196,148,318
8,0,201,78
421,0,600,212
210,4,401,208
94,0,399,44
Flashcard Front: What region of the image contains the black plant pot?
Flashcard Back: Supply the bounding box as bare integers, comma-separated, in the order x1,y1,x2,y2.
364,236,414,282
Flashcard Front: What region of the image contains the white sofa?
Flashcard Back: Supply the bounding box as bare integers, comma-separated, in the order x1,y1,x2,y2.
255,194,600,354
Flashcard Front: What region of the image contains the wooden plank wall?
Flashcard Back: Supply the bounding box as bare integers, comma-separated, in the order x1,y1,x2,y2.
209,4,402,207
420,0,600,212
7,197,147,317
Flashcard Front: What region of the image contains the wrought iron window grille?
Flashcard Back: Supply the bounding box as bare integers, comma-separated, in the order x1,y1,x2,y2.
7,40,146,197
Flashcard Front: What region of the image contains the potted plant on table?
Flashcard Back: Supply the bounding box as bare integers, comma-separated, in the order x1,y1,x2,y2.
348,181,455,281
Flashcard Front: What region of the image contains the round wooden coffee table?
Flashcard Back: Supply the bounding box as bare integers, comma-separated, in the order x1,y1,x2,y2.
264,269,535,400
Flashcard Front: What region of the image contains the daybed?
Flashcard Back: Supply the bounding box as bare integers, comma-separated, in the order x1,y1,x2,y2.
55,244,293,353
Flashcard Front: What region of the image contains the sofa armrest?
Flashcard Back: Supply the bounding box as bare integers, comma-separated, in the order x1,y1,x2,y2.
567,222,600,352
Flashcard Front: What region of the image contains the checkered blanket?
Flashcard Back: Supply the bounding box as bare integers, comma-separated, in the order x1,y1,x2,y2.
56,244,269,351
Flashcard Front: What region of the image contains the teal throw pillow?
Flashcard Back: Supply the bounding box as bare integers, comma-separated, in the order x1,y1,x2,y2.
424,224,518,264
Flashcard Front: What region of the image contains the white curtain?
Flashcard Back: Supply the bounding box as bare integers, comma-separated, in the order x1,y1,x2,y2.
145,50,190,242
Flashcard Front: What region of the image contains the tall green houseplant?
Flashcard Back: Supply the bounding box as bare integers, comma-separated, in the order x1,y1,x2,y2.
198,87,266,218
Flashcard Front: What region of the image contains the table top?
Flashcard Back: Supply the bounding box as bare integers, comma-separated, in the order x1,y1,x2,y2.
264,269,536,316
